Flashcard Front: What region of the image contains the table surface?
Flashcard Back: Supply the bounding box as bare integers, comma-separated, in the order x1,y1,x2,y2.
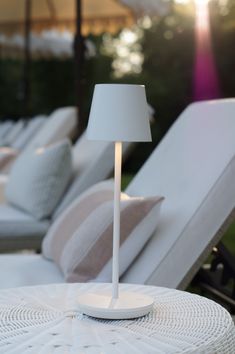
0,283,234,353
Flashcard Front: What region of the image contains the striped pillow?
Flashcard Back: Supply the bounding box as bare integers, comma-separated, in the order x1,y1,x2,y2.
42,180,164,282
0,147,18,171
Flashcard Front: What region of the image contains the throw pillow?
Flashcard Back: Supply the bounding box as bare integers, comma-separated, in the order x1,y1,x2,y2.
6,139,72,220
42,180,164,282
0,147,18,171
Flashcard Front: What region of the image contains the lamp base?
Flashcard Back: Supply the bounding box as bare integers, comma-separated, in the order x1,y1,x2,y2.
77,291,154,320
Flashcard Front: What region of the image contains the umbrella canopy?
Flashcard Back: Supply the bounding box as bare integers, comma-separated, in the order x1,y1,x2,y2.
0,0,135,36
0,0,170,36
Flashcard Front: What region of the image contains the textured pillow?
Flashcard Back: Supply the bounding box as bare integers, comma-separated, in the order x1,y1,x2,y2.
6,140,72,220
42,180,164,282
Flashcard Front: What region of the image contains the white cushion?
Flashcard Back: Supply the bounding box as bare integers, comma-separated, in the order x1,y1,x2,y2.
12,115,46,150
0,204,49,250
54,131,133,217
25,107,77,152
0,254,63,289
2,120,25,146
122,99,235,288
0,122,13,145
6,140,72,220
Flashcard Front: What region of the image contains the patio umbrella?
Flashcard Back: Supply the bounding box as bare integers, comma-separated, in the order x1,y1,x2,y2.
0,0,169,35
0,0,169,131
0,0,138,38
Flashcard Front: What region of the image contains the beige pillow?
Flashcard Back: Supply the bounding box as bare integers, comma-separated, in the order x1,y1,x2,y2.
0,147,18,171
42,180,164,282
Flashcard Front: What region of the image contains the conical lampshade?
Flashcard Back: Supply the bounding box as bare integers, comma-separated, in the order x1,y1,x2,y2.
87,84,152,142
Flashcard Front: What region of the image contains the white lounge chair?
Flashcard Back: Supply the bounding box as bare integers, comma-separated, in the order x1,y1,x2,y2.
0,106,77,192
0,98,234,289
11,115,46,150
0,130,133,252
0,121,14,145
0,107,77,175
0,119,26,147
0,116,46,173
23,106,77,152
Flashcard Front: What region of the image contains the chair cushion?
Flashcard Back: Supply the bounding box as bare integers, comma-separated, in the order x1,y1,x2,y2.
25,107,77,152
6,140,72,220
2,120,25,146
12,115,46,150
0,254,63,289
0,204,49,251
0,147,18,170
42,180,164,282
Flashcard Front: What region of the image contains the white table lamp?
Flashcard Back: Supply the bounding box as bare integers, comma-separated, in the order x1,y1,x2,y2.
77,84,153,319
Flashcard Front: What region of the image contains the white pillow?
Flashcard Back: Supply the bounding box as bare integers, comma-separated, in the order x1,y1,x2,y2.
42,180,164,282
6,140,72,220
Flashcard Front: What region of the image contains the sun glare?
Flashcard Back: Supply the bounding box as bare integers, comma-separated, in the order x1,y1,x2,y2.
195,0,209,31
193,0,220,100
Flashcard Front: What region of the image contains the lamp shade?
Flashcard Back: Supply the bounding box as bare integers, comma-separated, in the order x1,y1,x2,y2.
87,84,152,142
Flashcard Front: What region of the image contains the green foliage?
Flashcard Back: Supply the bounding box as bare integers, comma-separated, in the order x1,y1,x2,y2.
0,59,23,117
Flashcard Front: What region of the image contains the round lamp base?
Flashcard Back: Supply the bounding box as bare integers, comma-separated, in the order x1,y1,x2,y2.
77,291,154,320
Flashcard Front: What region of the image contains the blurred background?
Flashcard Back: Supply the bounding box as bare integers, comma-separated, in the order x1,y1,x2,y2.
0,0,234,171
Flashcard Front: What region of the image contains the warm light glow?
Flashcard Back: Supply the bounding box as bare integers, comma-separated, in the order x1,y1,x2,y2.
175,0,209,4
174,0,189,4
195,0,209,31
36,147,45,155
195,0,209,4
193,0,220,100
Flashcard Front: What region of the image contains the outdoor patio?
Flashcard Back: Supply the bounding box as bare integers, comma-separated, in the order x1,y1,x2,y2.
0,0,234,352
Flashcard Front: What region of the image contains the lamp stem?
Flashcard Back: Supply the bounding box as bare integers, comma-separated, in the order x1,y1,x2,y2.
112,141,122,299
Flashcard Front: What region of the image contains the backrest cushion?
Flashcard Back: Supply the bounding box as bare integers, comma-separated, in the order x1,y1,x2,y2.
53,132,114,217
42,180,164,282
12,115,46,150
123,99,235,287
25,107,77,152
6,140,72,220
54,132,133,218
2,120,25,147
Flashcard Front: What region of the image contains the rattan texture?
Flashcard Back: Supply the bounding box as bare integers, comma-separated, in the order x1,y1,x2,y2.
0,283,234,353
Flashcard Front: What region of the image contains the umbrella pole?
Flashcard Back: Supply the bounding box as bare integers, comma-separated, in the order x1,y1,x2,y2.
74,0,85,137
23,0,31,116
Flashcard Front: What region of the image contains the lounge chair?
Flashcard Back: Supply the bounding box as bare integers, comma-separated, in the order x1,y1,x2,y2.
0,98,234,289
11,115,46,150
0,116,46,172
0,121,14,145
23,106,77,152
0,130,133,252
0,107,77,172
0,119,26,147
0,107,77,195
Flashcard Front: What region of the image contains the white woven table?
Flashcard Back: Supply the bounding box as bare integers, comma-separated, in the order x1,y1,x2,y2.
0,283,234,353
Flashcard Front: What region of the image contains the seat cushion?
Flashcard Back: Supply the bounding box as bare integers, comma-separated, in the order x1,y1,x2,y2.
42,180,164,282
6,140,72,220
0,254,63,289
0,204,50,251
